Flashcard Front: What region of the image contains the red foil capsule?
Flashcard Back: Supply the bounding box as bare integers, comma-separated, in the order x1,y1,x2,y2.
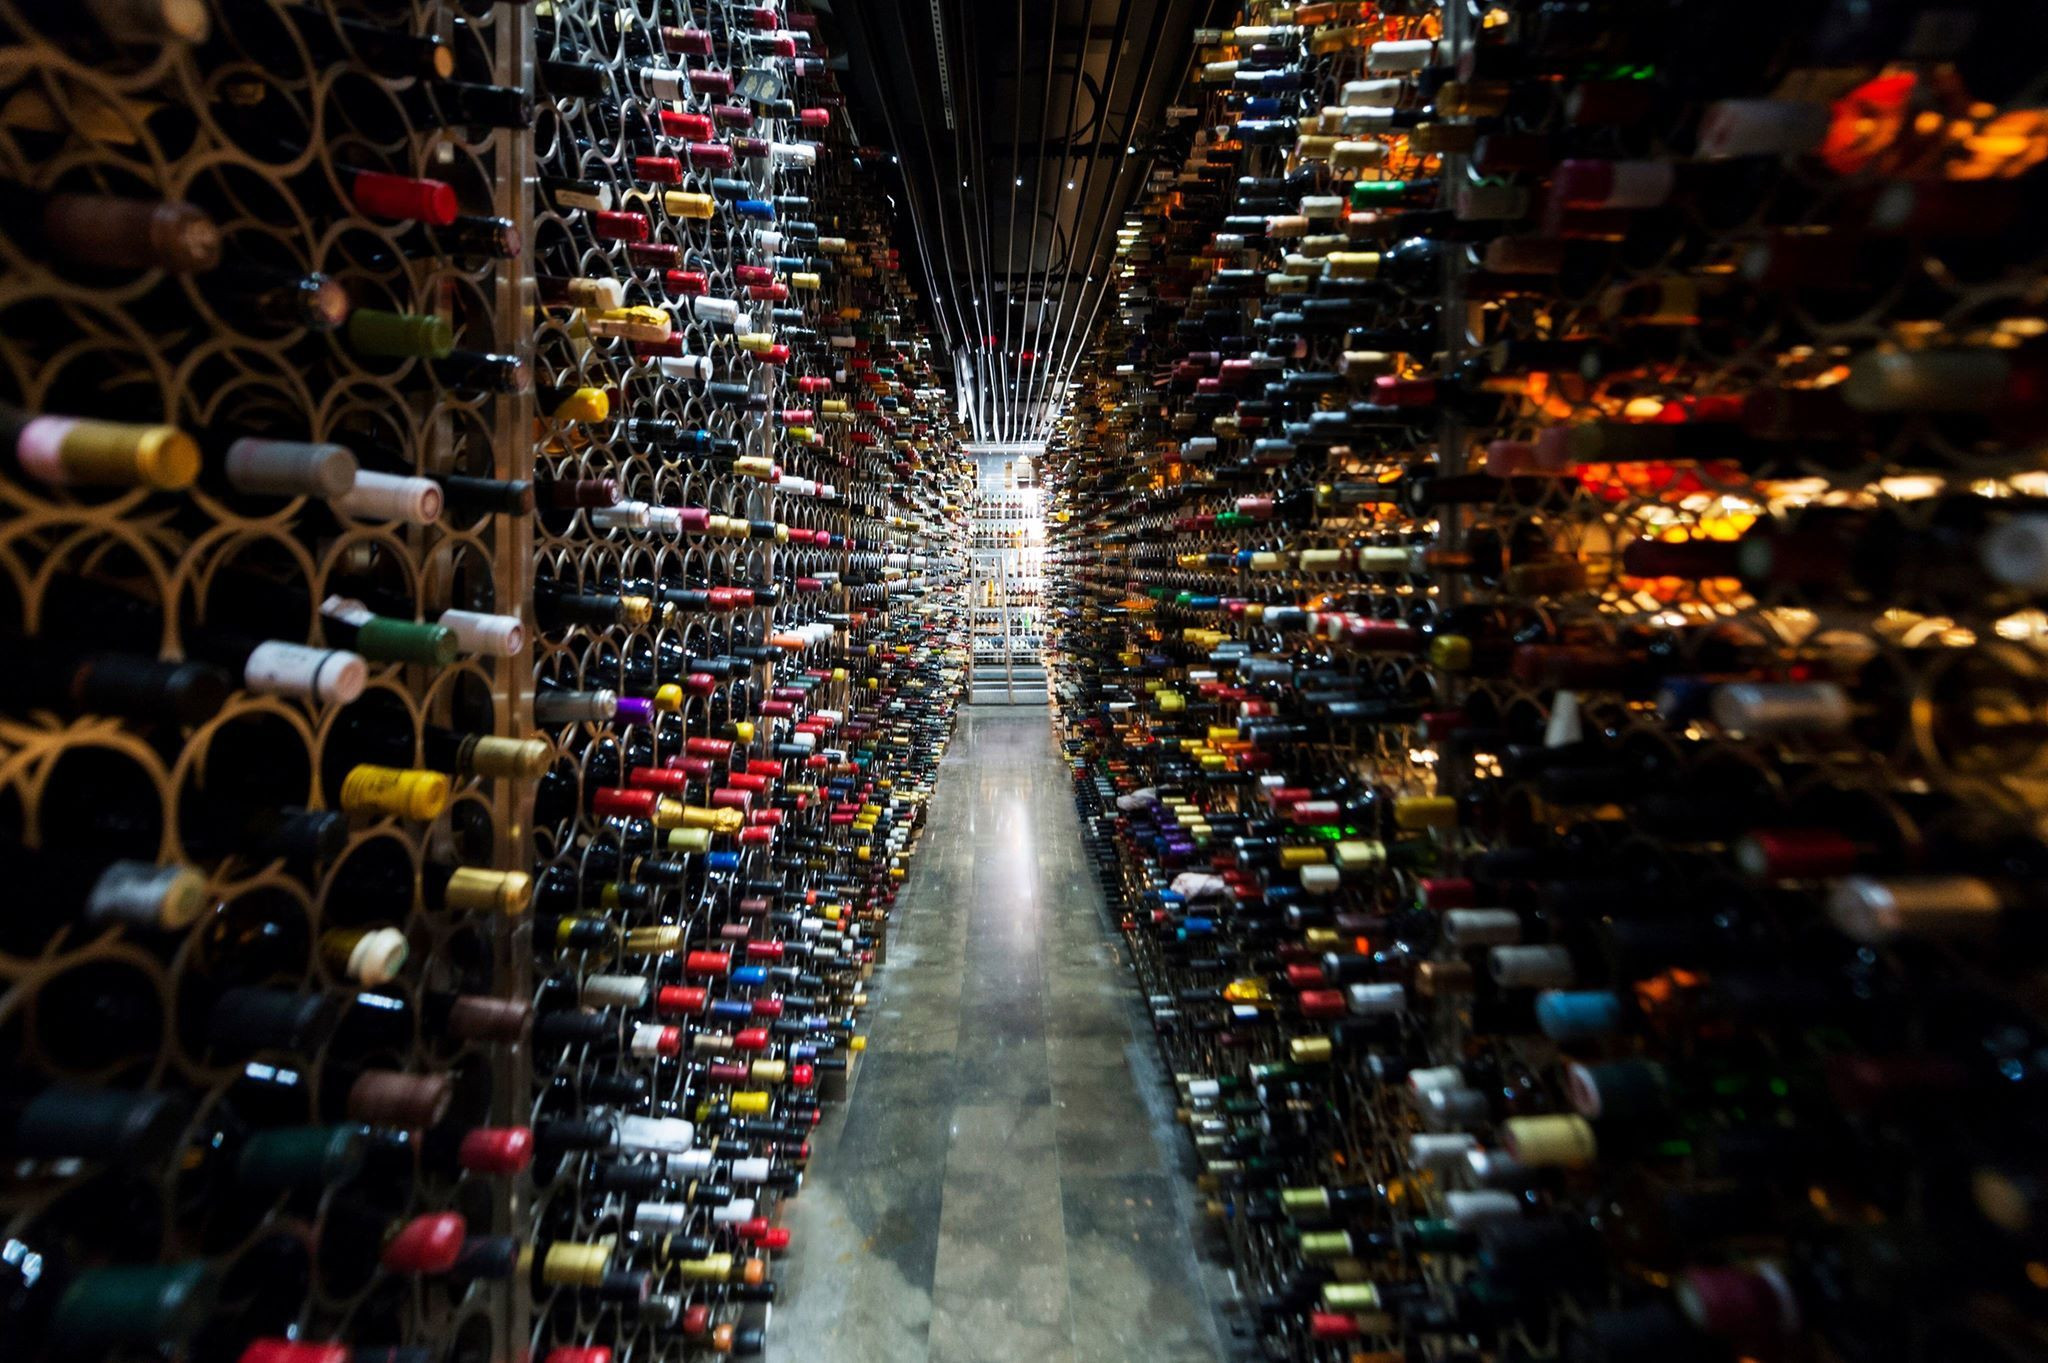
686,737,733,757
656,986,708,1015
382,1212,467,1273
659,110,714,140
801,107,831,129
690,71,734,97
685,950,731,977
628,766,690,792
242,1344,347,1363
1297,989,1348,1020
349,171,458,226
738,825,775,846
664,269,709,296
458,1126,535,1174
711,102,752,127
591,787,658,819
630,335,686,361
591,210,650,242
749,997,783,1018
632,156,683,183
671,27,714,56
625,241,680,268
684,141,734,168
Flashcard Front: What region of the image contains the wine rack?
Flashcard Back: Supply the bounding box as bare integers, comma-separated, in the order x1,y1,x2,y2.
1051,2,2048,1362
0,1,968,1360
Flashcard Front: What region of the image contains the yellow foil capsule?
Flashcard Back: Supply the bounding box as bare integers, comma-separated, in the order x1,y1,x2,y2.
540,1242,610,1287
18,417,200,490
442,867,533,915
666,827,713,853
1502,1114,1598,1169
464,735,554,780
545,387,610,423
664,191,714,219
678,1253,733,1282
1393,796,1458,831
624,926,683,953
340,765,451,821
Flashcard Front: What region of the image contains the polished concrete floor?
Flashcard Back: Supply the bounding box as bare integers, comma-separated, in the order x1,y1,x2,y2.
772,709,1237,1363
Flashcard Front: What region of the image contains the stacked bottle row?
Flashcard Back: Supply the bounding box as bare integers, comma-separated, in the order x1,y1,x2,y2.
519,3,967,1361
1049,2,2048,1361
0,2,541,1361
0,2,968,1362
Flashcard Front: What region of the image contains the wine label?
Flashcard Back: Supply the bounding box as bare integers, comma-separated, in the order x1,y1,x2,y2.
242,640,367,705
438,609,524,658
334,470,443,525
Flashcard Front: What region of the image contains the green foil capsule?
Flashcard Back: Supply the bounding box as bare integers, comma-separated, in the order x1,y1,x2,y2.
353,616,460,666
347,308,454,360
50,1262,219,1350
237,1125,366,1192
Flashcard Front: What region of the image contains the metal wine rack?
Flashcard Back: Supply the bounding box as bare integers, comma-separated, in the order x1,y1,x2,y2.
0,0,538,1359
1049,2,2048,1361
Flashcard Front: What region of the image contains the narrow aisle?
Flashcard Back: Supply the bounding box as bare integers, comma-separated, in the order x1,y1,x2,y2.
773,710,1234,1363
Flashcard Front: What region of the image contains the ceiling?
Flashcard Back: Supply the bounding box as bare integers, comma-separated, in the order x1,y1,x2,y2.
808,0,1224,443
